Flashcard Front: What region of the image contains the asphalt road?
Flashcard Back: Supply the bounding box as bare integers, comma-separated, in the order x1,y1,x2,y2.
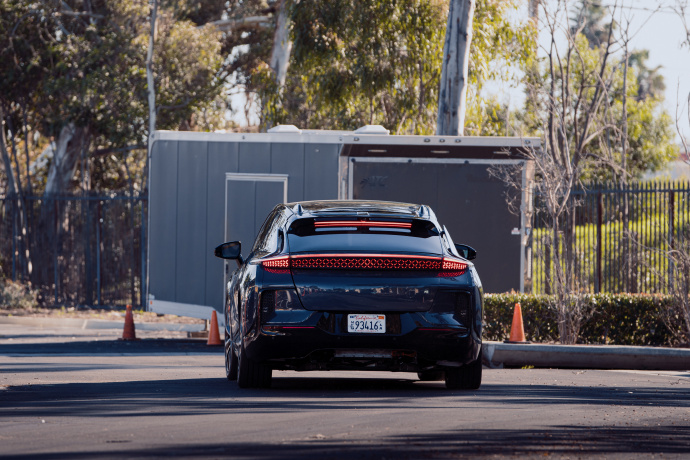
1,324,689,459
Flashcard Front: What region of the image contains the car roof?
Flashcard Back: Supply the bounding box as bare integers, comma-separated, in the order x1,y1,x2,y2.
283,200,434,220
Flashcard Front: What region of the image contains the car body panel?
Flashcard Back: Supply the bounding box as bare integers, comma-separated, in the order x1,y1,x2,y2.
219,200,483,378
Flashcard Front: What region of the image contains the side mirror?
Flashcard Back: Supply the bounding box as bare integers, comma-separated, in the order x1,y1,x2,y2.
214,241,244,266
454,244,476,261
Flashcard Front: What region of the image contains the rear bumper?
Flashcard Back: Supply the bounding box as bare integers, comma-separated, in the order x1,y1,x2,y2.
244,311,481,372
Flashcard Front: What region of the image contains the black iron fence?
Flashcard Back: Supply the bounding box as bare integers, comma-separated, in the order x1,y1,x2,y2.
0,194,147,308
2,181,689,305
530,181,690,294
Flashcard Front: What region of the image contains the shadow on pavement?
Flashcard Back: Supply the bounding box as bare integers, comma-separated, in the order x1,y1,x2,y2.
0,339,222,355
2,425,689,459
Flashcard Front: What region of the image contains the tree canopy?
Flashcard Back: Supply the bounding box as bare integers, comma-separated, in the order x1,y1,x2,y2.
0,0,225,195
518,1,678,182
227,0,535,135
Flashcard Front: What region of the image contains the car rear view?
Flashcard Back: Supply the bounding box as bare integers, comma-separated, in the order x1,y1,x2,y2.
216,201,483,390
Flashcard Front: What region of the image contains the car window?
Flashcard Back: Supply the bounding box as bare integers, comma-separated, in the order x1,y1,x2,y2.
442,225,461,257
252,208,285,255
286,218,443,254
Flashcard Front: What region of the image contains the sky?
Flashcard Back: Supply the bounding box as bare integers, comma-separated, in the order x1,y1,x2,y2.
489,0,689,145
231,0,689,147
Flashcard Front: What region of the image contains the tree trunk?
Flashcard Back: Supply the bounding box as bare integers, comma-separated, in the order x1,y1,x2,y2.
270,0,293,89
1,105,33,279
0,109,19,197
436,0,475,136
44,123,89,196
145,0,158,193
263,0,293,131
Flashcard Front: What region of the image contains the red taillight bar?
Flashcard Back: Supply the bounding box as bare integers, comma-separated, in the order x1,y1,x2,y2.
442,258,467,271
314,221,412,229
261,254,468,273
261,255,290,268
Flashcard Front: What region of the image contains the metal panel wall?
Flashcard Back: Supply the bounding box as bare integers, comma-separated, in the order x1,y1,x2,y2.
305,144,340,199
204,142,239,307
351,159,523,293
148,140,179,302
149,137,341,315
175,141,209,304
270,142,304,202
239,142,271,173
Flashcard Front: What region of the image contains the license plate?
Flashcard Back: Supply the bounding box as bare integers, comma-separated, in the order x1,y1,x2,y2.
348,314,386,333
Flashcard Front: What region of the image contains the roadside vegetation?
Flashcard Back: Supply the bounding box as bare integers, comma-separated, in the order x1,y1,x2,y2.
485,293,688,347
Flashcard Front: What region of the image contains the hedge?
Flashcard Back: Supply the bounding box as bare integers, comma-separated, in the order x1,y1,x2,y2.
483,293,687,347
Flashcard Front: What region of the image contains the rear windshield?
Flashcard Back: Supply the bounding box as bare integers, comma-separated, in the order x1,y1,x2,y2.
286,218,443,254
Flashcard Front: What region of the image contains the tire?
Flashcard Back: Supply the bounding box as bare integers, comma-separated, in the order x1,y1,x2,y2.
417,371,444,381
225,331,238,381
237,342,272,389
445,350,482,390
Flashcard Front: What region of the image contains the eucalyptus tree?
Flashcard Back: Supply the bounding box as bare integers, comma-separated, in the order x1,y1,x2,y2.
0,0,223,288
264,0,534,134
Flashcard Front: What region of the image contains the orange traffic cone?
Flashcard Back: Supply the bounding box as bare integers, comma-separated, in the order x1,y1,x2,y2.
207,310,222,346
504,303,530,343
121,304,137,340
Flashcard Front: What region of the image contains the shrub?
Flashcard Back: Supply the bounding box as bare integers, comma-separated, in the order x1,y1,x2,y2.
484,293,683,347
0,279,39,311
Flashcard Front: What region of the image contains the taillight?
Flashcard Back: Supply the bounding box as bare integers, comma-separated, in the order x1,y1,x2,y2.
441,257,468,271
262,255,290,268
261,254,468,273
314,220,412,229
291,254,442,270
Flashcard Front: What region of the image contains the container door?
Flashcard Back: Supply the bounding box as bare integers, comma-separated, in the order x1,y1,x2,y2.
225,173,288,260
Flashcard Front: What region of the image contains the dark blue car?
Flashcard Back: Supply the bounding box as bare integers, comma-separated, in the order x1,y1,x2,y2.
214,200,483,389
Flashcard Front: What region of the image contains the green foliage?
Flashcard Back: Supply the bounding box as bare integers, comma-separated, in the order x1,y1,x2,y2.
484,293,684,347
246,0,535,134
520,4,678,183
0,0,225,194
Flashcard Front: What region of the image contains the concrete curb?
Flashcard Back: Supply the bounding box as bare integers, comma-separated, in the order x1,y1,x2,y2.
0,315,205,332
483,341,690,371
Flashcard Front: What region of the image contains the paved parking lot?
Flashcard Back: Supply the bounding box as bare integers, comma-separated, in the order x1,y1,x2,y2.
1,323,689,459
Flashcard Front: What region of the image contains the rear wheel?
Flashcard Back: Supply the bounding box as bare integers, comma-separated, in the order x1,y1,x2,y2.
445,350,482,390
225,331,238,381
237,342,272,388
417,371,444,381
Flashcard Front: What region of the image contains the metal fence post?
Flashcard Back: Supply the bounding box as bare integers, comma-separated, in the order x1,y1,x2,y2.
669,189,675,293
11,197,17,282
596,192,602,294
141,198,147,311
54,199,59,305
97,200,102,306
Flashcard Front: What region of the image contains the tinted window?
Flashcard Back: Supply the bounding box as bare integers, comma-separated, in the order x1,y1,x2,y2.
286,218,443,254
252,208,285,255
